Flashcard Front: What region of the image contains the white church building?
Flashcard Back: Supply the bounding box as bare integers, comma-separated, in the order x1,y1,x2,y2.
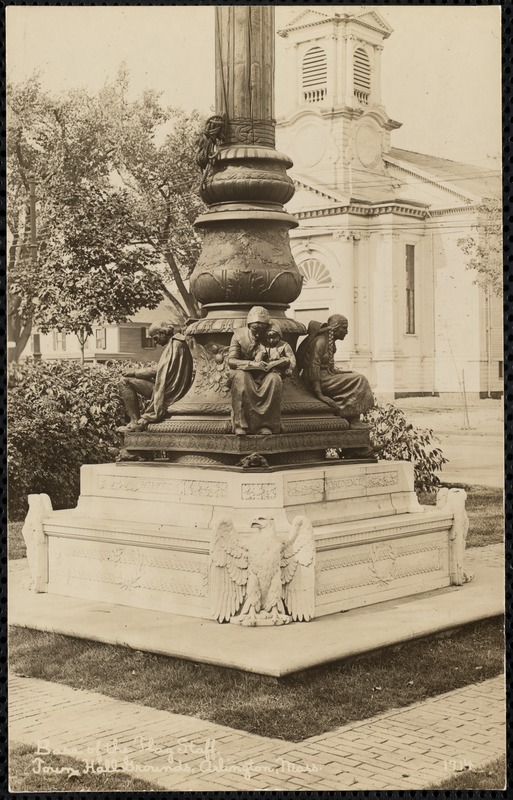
277,8,502,399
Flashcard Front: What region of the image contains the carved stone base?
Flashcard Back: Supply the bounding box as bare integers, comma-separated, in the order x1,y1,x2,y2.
22,461,471,624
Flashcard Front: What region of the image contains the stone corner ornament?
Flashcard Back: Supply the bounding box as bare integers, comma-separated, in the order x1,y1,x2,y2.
22,493,53,592
209,514,316,626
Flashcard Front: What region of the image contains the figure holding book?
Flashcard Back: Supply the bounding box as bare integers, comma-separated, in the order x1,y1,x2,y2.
227,307,286,435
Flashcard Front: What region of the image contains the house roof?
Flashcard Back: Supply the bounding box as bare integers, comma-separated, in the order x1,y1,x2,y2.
387,147,501,201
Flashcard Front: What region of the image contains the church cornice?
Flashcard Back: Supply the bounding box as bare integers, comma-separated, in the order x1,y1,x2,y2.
294,202,430,221
278,105,401,132
428,205,479,217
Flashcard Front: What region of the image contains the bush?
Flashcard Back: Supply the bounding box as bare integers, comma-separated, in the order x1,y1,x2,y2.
7,358,150,520
363,401,447,493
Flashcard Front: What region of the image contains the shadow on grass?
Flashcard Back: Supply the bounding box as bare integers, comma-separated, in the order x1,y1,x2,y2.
9,617,504,743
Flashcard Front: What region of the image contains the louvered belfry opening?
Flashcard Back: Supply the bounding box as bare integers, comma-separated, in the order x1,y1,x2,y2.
354,47,371,105
302,46,327,103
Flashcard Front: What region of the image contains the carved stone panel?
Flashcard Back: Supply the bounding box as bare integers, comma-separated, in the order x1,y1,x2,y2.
96,474,229,501
48,539,210,609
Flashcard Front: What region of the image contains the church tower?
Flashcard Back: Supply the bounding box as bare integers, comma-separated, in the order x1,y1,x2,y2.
277,7,401,200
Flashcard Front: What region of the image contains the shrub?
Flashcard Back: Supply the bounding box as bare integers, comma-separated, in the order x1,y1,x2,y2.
7,358,151,520
363,401,448,493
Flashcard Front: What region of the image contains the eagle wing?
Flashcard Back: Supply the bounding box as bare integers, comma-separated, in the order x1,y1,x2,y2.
281,516,316,621
209,518,248,622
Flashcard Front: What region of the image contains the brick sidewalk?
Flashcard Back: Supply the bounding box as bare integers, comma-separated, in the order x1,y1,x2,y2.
9,673,505,790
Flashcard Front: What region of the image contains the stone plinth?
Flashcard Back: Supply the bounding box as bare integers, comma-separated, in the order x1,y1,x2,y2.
22,461,469,623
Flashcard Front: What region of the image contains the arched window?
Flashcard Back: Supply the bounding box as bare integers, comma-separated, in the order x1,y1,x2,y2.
299,259,332,289
353,48,371,105
302,47,327,104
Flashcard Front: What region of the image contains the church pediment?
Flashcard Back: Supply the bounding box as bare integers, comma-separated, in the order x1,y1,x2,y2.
351,8,394,37
278,9,331,35
286,177,349,213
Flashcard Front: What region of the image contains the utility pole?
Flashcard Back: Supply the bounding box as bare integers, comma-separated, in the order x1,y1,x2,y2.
28,173,38,267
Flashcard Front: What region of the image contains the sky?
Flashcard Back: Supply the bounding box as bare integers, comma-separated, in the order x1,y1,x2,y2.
6,4,501,169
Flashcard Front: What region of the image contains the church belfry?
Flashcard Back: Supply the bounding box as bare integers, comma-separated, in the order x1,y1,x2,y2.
277,8,401,198
280,7,390,113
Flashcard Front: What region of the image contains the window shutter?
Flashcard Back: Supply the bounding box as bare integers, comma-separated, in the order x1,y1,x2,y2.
354,48,371,105
405,245,415,335
302,47,327,104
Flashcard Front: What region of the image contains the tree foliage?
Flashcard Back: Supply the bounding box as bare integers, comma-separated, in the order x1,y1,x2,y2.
7,69,205,361
363,401,448,493
7,359,142,519
457,197,502,296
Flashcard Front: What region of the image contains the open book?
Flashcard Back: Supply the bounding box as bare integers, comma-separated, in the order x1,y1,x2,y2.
240,358,290,373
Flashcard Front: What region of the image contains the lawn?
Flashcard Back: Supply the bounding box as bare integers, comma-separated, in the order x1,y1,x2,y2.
9,484,502,560
419,484,503,547
428,754,506,790
9,743,155,792
9,618,504,742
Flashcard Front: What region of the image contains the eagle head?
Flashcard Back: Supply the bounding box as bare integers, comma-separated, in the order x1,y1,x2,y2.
250,516,276,535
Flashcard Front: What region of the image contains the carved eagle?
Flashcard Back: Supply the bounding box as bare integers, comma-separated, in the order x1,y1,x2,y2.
209,515,316,626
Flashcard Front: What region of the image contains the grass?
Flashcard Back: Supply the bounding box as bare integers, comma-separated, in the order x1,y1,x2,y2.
419,484,503,548
9,617,504,743
8,520,25,560
428,754,506,790
9,742,155,792
8,485,503,561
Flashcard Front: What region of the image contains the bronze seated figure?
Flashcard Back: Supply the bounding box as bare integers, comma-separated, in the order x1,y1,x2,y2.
118,308,375,464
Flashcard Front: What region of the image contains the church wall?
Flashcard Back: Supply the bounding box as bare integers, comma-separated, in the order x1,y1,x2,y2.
478,282,503,397
431,216,482,395
390,227,436,396
287,207,499,398
279,9,501,400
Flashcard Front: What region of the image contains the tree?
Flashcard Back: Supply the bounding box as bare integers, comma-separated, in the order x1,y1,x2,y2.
457,197,502,297
99,68,205,319
7,71,206,360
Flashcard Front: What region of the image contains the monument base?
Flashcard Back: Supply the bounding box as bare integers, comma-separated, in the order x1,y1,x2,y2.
22,460,471,623
121,418,374,466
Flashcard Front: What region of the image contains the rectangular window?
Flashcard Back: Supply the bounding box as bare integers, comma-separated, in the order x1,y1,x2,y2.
405,244,415,334
499,360,503,379
31,334,40,354
141,327,155,349
52,331,66,351
95,328,106,349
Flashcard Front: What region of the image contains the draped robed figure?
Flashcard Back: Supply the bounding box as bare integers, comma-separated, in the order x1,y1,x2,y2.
227,307,289,435
296,314,374,427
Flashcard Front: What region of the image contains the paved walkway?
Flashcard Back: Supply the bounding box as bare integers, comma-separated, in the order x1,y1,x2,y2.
395,398,503,488
10,673,505,791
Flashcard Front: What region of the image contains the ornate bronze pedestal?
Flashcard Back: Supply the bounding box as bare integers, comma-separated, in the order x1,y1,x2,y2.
122,7,373,466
